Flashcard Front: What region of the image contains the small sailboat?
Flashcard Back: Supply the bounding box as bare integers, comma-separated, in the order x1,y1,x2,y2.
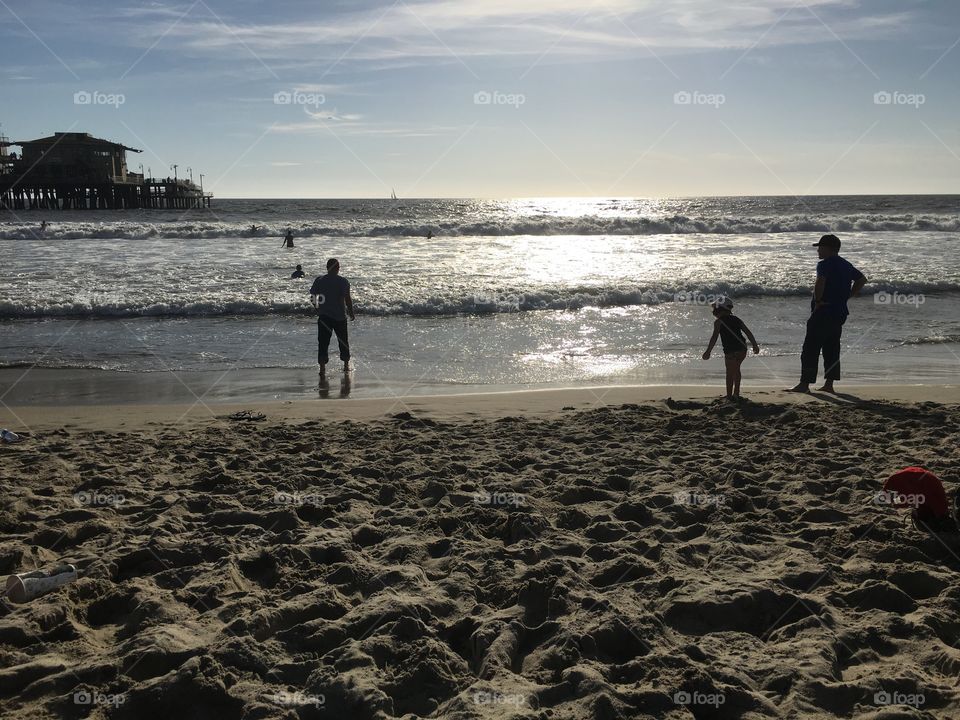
390,188,397,201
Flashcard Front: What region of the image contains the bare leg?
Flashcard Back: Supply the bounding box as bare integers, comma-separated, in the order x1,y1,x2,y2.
727,352,746,398
724,354,735,398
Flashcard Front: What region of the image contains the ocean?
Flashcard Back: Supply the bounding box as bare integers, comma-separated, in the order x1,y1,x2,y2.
2,195,959,400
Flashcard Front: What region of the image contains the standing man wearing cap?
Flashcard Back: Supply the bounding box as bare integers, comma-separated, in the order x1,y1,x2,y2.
787,234,866,393
310,258,355,383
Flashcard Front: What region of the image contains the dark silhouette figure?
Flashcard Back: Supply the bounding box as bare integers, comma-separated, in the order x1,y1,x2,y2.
702,297,760,399
787,234,867,394
310,258,356,381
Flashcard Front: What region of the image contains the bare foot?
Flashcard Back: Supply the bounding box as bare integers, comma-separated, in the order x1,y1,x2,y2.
785,383,811,393
816,383,836,393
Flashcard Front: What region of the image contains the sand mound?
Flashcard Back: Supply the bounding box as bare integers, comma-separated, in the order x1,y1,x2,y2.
2,398,960,718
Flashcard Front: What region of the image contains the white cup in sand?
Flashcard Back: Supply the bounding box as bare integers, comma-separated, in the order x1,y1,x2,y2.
5,564,78,603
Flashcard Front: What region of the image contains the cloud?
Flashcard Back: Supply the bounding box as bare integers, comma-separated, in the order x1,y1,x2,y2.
118,0,910,68
269,117,463,137
303,108,363,121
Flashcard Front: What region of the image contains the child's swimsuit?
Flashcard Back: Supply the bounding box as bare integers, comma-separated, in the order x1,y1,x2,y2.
717,314,748,355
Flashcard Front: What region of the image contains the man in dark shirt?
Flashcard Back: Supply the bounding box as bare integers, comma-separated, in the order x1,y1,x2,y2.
310,258,355,381
291,264,305,279
788,234,867,393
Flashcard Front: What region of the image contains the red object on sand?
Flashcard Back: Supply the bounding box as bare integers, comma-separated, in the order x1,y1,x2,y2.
882,466,949,520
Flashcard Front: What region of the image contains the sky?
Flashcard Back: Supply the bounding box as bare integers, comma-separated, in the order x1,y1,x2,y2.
1,0,958,198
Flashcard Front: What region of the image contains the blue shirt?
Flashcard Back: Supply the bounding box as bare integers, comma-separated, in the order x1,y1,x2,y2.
309,274,350,321
812,255,864,317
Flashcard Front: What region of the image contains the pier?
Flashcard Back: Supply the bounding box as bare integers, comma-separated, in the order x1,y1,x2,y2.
0,131,212,210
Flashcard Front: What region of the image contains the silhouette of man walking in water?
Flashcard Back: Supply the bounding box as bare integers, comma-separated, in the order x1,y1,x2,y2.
310,258,355,383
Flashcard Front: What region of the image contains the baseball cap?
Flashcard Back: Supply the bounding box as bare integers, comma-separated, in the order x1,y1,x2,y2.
812,234,841,249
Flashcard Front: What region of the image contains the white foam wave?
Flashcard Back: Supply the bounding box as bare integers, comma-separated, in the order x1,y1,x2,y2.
2,213,959,240
3,281,958,319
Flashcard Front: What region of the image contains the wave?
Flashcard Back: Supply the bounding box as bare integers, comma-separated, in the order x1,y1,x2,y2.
900,334,960,346
2,213,959,239
3,281,959,319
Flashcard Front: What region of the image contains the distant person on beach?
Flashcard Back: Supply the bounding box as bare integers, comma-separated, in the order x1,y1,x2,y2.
282,229,294,248
40,220,47,232
310,258,355,381
291,264,305,279
702,297,760,399
788,234,867,394
426,230,433,239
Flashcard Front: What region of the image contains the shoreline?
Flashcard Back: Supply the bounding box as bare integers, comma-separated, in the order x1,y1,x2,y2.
2,382,959,432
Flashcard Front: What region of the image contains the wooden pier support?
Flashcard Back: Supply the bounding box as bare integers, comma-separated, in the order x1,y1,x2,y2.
0,179,212,211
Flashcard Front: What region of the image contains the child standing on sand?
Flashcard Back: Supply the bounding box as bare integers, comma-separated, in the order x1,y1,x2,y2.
701,297,760,399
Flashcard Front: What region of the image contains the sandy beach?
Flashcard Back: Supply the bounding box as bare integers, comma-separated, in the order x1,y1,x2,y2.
3,0,960,715
2,385,960,719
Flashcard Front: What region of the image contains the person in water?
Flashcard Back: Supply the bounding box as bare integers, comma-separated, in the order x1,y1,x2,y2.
291,264,305,279
250,224,260,233
282,229,294,248
787,234,866,394
310,258,355,382
40,220,47,232
702,297,760,399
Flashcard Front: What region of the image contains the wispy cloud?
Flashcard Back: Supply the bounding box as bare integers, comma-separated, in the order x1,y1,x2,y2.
269,117,464,137
304,108,363,122
115,0,908,68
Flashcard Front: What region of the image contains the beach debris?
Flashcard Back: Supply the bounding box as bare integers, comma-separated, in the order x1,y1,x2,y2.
1,429,22,443
226,410,266,422
5,564,78,603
